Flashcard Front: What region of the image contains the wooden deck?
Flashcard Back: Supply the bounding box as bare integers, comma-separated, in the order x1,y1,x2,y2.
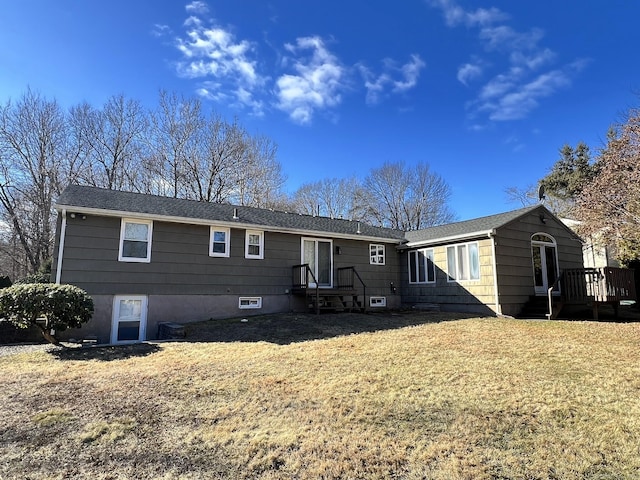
548,267,637,319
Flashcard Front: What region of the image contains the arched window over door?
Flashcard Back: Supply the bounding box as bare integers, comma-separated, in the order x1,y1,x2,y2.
531,233,560,295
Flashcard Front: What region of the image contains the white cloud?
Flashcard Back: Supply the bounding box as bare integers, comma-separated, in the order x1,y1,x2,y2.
393,55,426,92
510,48,556,70
152,24,172,38
478,67,523,100
484,69,572,121
274,36,345,124
429,0,508,27
427,0,588,124
172,5,266,115
360,55,426,104
185,1,208,15
457,62,483,86
479,26,544,52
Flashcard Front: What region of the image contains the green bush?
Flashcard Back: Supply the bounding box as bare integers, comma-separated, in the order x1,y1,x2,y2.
0,283,94,345
0,276,11,288
14,272,51,284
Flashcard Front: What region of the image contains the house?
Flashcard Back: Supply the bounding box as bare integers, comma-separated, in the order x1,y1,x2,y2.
399,205,585,317
52,185,615,344
561,218,619,269
52,185,405,344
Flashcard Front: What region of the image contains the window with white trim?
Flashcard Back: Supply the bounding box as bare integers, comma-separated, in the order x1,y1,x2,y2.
447,242,480,281
369,296,387,307
370,244,385,265
118,219,153,262
239,297,262,309
209,226,230,257
408,248,436,284
245,230,264,259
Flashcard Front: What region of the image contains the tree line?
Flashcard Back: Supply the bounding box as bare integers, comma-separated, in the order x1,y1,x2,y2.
0,89,454,279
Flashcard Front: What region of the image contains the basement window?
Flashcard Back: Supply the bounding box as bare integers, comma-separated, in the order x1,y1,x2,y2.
239,297,262,309
369,296,387,307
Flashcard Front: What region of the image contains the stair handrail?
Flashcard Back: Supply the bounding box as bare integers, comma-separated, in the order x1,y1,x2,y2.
337,266,367,312
546,271,564,319
292,264,320,314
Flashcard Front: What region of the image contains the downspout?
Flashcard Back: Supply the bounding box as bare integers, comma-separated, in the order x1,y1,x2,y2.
489,230,501,315
55,209,67,284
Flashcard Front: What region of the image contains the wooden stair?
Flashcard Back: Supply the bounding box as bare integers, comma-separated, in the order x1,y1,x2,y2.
306,289,365,313
292,264,367,314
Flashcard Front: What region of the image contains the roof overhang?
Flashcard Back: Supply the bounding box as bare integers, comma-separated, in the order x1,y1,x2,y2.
399,229,496,249
55,203,405,244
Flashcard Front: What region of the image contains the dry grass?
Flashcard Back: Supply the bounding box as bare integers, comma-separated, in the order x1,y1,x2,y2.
1,311,640,479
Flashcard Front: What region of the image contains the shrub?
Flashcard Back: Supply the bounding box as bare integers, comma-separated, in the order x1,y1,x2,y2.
14,272,51,284
0,283,94,345
0,276,11,288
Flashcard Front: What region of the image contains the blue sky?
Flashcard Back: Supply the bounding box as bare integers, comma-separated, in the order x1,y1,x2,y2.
1,0,638,220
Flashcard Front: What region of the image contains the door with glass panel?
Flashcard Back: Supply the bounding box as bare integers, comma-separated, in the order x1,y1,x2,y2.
302,239,333,288
531,234,560,295
111,295,148,343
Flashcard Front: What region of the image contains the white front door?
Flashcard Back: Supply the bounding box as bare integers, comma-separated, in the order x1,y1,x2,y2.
302,238,333,288
531,234,560,296
111,295,148,343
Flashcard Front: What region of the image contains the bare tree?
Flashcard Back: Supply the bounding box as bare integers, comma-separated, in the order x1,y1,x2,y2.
0,89,68,274
147,91,203,198
232,133,286,208
504,185,538,207
184,114,243,203
359,161,455,230
70,94,147,191
291,177,360,218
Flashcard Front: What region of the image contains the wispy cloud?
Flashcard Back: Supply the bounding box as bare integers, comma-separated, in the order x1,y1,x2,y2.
457,61,483,86
185,1,208,15
429,0,508,27
274,36,345,125
429,0,588,125
481,62,587,121
359,55,426,104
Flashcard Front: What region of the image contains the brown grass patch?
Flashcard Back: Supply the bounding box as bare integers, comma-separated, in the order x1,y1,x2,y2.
1,312,639,479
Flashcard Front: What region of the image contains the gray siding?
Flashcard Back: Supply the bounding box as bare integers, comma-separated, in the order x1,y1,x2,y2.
494,210,583,316
53,213,402,341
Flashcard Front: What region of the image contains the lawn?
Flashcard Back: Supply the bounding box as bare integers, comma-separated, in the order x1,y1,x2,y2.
1,311,639,479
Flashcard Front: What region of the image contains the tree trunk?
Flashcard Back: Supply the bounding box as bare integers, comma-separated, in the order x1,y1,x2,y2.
35,323,65,347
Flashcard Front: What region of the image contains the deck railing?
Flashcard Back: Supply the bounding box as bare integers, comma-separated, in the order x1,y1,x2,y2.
292,265,367,313
548,267,636,318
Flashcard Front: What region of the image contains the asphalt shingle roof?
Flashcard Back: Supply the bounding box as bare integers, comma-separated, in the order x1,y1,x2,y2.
56,185,406,241
403,205,542,246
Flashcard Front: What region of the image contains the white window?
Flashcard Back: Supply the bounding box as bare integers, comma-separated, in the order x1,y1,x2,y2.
447,242,480,281
245,230,264,259
118,219,153,262
370,244,385,265
209,226,230,257
239,297,262,309
369,296,387,307
409,248,436,284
